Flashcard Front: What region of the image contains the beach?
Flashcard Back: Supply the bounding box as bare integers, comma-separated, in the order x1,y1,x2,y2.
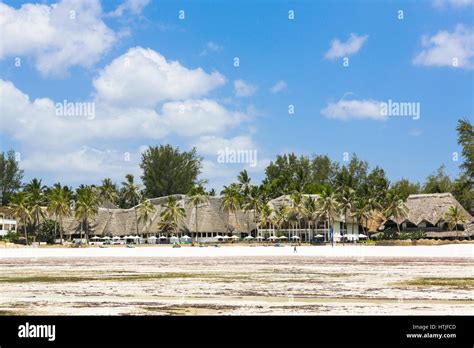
0,244,472,315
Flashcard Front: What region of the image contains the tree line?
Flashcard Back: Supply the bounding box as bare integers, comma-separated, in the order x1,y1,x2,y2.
1,119,472,243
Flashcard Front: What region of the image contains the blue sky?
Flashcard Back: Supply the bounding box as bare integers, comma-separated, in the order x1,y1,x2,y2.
0,0,473,191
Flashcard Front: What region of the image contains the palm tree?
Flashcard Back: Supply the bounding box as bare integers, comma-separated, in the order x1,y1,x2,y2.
187,185,208,241
242,187,262,237
99,178,118,208
303,196,320,241
237,170,253,233
99,178,118,235
220,185,241,233
24,178,46,237
159,196,186,238
237,170,252,197
338,187,356,245
384,193,409,234
121,174,142,234
318,189,340,247
274,205,289,237
75,185,99,243
354,198,371,237
137,198,156,236
47,184,72,244
445,206,467,240
9,192,32,244
289,191,305,239
258,203,273,232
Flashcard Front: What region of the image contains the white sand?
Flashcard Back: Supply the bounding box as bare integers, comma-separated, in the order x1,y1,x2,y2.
0,244,472,259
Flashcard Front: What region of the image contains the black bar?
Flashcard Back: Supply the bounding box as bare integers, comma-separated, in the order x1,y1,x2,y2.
0,316,472,347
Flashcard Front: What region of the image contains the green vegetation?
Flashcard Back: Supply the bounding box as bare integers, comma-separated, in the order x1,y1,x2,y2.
2,120,472,244
400,277,474,289
140,145,203,197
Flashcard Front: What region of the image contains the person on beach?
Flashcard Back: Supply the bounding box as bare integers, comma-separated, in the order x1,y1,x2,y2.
294,245,297,253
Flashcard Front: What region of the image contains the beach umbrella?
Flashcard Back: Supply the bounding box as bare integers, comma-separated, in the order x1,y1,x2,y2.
315,234,324,238
291,235,300,240
91,236,101,240
231,235,239,240
181,235,191,240
268,236,277,240
112,236,121,240
279,236,288,240
159,235,168,239
214,235,223,239
102,236,110,240
221,235,230,239
243,236,254,240
256,236,264,240
148,236,157,239
170,236,179,241
359,234,368,238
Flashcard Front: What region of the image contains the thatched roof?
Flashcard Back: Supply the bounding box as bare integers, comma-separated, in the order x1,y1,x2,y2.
266,194,355,223
392,193,473,226
365,209,386,232
63,195,255,236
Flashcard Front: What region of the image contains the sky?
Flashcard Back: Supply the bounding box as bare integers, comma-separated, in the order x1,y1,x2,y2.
0,0,473,191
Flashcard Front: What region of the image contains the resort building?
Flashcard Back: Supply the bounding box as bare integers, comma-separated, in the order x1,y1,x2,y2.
257,194,361,242
60,194,362,243
48,192,473,243
381,193,474,239
62,195,253,243
0,207,17,236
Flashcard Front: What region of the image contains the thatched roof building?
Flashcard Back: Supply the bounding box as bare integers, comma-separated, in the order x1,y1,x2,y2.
391,193,473,226
63,195,254,237
266,194,356,223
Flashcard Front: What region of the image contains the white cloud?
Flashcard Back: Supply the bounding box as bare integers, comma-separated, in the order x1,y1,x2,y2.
325,33,368,60
93,47,226,107
200,41,222,56
0,0,117,76
160,99,245,137
433,0,473,8
192,135,255,155
270,80,287,93
321,98,386,121
108,0,150,17
21,146,142,184
0,80,249,147
413,24,474,69
234,79,257,97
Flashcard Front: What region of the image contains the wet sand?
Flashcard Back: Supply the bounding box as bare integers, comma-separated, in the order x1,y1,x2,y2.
0,245,472,315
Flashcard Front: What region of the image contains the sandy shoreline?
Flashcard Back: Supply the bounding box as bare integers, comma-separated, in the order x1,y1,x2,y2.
0,244,472,259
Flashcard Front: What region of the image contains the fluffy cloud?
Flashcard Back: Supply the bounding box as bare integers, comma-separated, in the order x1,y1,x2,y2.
0,80,248,146
325,33,368,59
192,135,255,155
233,79,257,97
270,80,287,93
321,98,386,121
21,146,143,183
0,0,117,76
93,47,226,107
160,99,246,137
413,24,474,69
108,0,150,17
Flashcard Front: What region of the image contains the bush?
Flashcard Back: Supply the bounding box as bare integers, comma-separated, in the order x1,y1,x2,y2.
37,219,57,244
2,230,20,243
